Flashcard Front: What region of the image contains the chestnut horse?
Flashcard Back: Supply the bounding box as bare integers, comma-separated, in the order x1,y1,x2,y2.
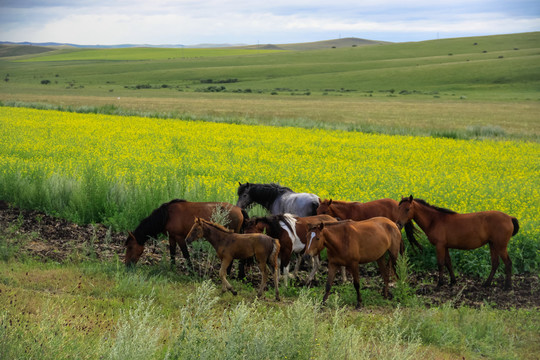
305,217,402,308
396,196,519,289
186,218,280,300
243,214,338,286
317,198,422,252
124,199,247,267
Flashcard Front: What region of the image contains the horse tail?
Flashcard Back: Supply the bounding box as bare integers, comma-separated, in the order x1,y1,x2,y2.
133,199,183,245
404,221,423,252
511,217,519,237
270,238,280,269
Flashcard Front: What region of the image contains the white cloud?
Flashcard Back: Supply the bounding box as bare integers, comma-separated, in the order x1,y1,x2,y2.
1,0,538,44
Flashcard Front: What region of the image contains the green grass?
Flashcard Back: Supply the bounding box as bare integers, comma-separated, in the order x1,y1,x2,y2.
17,47,284,61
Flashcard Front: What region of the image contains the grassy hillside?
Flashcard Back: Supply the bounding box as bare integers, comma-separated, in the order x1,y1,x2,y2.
0,32,538,140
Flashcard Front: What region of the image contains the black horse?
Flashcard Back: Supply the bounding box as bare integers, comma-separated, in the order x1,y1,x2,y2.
236,182,319,217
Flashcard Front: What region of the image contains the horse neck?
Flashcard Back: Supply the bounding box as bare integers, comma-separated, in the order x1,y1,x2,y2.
201,223,230,247
412,202,441,232
250,186,286,210
329,202,350,219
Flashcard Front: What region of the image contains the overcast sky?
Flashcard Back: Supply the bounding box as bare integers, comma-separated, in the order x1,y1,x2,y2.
1,0,539,45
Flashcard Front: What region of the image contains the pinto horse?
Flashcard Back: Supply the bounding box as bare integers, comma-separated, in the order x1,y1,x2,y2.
317,198,423,252
185,218,280,300
243,214,338,286
304,217,402,308
396,196,519,289
124,199,247,267
237,182,319,217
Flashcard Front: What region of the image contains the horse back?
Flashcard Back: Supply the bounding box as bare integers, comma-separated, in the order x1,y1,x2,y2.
295,214,338,244
323,218,394,265
440,211,516,249
165,201,244,236
274,192,319,216
332,198,398,221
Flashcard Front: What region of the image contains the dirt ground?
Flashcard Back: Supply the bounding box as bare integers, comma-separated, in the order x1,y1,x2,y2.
1,200,538,309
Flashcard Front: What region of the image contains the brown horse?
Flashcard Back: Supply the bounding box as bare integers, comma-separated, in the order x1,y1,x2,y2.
124,199,247,267
305,217,402,308
317,198,422,252
185,218,280,300
243,214,338,286
396,196,519,289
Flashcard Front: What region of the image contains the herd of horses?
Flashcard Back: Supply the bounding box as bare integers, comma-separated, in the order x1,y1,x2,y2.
124,182,520,308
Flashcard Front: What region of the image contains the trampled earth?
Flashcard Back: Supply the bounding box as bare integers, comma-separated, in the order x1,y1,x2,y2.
1,200,538,309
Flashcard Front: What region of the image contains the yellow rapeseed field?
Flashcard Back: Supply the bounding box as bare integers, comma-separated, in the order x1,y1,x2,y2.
1,107,538,258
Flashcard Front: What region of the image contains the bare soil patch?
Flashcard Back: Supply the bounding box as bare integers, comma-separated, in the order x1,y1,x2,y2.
1,200,538,309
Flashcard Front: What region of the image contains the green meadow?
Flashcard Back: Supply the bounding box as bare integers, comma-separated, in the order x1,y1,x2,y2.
1,32,539,359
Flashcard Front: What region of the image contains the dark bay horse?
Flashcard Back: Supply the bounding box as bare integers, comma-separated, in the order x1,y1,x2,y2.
243,213,338,286
185,218,280,301
237,182,319,217
304,217,402,308
124,199,247,267
317,198,423,252
396,196,519,289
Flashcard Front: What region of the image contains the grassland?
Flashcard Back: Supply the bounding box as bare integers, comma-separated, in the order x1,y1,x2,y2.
1,32,539,359
1,32,539,141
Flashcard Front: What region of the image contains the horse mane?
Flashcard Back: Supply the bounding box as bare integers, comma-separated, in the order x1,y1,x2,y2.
410,198,457,214
201,218,234,233
238,183,293,209
131,199,186,245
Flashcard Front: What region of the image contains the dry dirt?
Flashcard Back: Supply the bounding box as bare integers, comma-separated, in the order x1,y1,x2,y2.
1,200,538,309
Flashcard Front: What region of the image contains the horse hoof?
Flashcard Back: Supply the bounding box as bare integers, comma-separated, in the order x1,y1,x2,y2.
231,290,238,296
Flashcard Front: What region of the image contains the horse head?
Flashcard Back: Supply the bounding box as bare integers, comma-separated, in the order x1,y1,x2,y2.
243,217,268,234
185,217,205,244
396,195,415,229
236,182,253,209
316,199,335,216
304,222,325,258
124,231,144,266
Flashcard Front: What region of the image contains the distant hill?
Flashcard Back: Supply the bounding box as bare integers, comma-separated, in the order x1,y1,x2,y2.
233,37,391,50
0,44,56,58
0,37,387,54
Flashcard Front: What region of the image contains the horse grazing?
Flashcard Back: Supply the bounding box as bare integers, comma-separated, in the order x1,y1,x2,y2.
186,218,280,301
124,200,247,267
396,196,519,289
304,217,402,308
243,214,338,286
237,182,319,217
317,198,423,252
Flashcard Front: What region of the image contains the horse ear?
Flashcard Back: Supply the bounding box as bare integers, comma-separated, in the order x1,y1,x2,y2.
239,182,242,186
409,195,413,201
319,222,325,230
328,199,333,206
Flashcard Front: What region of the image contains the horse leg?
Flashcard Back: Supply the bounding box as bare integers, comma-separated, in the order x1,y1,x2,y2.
348,264,362,309
305,255,320,286
377,257,390,300
341,266,348,283
444,248,456,286
168,236,177,268
483,244,500,288
177,236,192,268
501,249,513,290
274,258,281,301
219,258,237,295
237,259,246,280
323,263,338,306
256,258,268,298
292,252,302,280
435,244,446,287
